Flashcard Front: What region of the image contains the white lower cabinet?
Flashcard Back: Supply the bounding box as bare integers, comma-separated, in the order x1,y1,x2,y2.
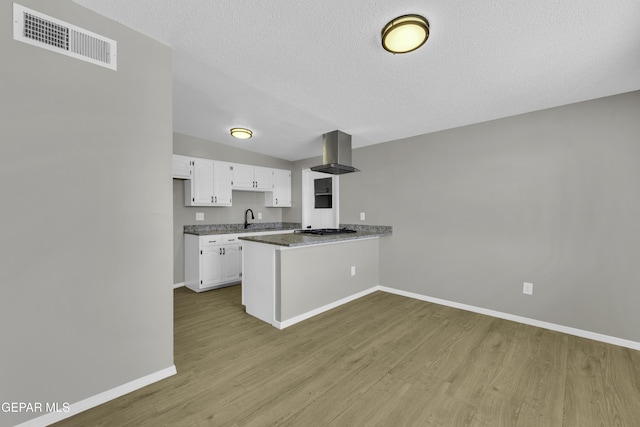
200,241,223,288
221,244,242,283
185,234,242,292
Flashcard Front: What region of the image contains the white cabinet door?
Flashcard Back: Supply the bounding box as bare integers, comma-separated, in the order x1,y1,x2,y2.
185,235,244,292
274,169,291,206
185,159,233,206
254,166,273,191
172,155,192,179
265,169,291,207
232,164,273,191
212,161,233,206
231,163,255,190
185,158,215,205
200,244,223,289
221,244,242,283
193,159,214,204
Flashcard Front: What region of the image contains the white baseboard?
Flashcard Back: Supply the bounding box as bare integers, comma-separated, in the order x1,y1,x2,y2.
173,282,185,289
15,365,177,427
378,286,640,351
273,284,640,350
275,287,380,329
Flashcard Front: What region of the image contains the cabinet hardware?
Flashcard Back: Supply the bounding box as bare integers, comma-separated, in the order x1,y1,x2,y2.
223,247,226,255
214,196,217,203
219,248,222,255
276,198,278,204
192,197,195,202
211,196,214,203
200,250,202,255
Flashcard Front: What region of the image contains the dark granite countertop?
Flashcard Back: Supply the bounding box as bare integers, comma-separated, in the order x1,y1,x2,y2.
238,225,392,247
184,222,301,236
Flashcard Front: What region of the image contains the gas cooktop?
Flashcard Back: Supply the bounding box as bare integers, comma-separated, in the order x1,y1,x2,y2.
294,228,357,236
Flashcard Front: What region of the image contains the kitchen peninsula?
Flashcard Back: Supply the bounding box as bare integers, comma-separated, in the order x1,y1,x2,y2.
240,225,392,328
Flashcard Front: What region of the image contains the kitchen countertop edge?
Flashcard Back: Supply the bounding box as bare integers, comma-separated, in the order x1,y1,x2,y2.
184,222,301,236
238,225,392,247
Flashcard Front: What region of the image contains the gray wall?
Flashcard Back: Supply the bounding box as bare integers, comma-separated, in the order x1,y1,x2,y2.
0,1,173,426
173,133,293,283
333,91,640,343
278,238,379,321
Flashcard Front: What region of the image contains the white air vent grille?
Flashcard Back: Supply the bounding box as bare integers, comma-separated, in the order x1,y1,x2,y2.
13,3,117,71
24,10,68,50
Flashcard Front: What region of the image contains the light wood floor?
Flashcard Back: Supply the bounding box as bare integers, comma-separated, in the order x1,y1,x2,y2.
54,285,640,426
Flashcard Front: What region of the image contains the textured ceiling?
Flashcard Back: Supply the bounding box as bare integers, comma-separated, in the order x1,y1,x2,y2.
72,0,640,161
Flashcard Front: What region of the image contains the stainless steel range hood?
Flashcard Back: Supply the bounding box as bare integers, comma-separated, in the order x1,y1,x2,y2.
310,130,360,175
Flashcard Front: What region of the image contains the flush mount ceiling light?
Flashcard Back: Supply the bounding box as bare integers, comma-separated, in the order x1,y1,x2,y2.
230,128,253,139
381,14,429,54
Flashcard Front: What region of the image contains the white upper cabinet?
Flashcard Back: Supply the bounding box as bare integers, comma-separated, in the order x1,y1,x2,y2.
253,166,273,191
265,168,291,207
212,161,233,206
184,159,233,206
232,163,273,191
231,163,254,189
179,155,290,207
172,154,193,179
186,158,214,205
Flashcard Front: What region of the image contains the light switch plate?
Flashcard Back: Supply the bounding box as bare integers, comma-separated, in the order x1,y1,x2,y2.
523,282,533,295
360,212,365,221
258,212,262,219
196,212,204,221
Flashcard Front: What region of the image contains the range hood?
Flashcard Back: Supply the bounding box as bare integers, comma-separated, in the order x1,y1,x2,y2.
310,130,360,175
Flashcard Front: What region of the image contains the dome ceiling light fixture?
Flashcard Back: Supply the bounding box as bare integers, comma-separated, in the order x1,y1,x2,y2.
230,127,253,139
381,14,429,54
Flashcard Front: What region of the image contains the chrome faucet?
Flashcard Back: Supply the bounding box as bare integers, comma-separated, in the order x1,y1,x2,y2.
244,208,254,229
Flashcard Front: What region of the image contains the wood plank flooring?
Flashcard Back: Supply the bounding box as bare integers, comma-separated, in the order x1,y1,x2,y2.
53,285,640,426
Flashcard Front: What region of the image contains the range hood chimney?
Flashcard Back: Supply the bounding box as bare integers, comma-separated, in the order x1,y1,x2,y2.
310,130,360,175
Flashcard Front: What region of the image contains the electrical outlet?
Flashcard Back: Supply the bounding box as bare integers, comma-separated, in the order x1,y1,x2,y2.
258,212,262,220
351,266,356,276
523,282,533,295
196,212,204,221
360,212,366,221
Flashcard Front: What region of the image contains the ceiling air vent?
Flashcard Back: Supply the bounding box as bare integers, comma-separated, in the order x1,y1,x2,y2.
13,3,117,71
